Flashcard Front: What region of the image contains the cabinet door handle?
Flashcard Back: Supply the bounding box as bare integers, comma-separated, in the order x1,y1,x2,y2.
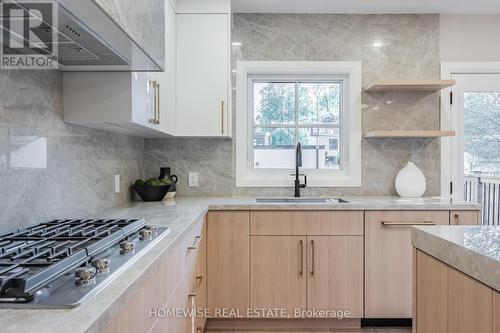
310,239,315,276
188,235,203,250
299,239,303,276
148,81,160,124
155,82,160,124
221,100,225,134
148,81,155,124
454,214,459,225
188,276,203,297
381,221,436,226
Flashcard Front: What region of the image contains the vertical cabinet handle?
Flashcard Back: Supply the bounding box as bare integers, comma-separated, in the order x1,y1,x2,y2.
156,82,160,124
310,239,315,276
221,100,225,134
454,214,459,225
299,240,303,276
148,81,160,125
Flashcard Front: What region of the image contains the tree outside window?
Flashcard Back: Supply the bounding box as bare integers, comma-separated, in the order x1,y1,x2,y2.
252,80,342,170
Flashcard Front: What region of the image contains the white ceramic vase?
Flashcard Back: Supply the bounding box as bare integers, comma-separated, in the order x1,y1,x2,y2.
395,162,426,198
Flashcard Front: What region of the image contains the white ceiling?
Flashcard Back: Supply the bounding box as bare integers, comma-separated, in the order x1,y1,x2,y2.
232,0,500,14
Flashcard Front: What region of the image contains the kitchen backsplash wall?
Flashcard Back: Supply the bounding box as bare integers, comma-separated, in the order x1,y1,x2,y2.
145,14,441,197
0,70,144,233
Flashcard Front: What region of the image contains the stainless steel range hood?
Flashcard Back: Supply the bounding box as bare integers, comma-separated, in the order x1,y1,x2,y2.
0,0,163,71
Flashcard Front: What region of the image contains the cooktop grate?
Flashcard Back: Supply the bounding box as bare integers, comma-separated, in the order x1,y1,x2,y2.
0,218,147,303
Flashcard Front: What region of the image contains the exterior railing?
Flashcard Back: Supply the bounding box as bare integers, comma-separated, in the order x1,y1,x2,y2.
464,175,500,225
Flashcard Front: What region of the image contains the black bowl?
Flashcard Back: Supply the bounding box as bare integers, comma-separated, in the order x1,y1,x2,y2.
133,185,171,202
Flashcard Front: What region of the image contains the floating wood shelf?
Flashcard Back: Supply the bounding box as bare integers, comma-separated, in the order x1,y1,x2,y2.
364,131,456,138
364,80,456,92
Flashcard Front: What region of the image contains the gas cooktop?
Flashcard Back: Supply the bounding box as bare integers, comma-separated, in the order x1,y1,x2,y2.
0,218,169,308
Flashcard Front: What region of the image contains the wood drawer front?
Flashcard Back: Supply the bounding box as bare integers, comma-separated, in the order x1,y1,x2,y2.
153,270,191,333
106,215,206,333
163,214,205,304
186,215,206,285
365,211,449,318
250,211,364,236
451,210,480,225
153,212,205,333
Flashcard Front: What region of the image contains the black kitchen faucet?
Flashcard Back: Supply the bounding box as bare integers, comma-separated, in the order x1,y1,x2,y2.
294,142,307,197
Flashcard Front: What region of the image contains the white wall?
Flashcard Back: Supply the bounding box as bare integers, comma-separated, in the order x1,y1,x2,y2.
440,14,500,61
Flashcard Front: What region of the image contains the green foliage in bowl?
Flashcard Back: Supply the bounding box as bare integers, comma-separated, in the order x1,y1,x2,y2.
135,178,172,186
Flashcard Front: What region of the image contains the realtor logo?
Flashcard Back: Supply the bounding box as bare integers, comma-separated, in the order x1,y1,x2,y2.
0,0,58,69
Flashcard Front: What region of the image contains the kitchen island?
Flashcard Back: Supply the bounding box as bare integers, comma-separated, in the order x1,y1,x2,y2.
412,225,500,333
0,197,481,333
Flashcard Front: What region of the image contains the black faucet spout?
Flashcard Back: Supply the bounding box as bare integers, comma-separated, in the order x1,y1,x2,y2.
294,143,306,197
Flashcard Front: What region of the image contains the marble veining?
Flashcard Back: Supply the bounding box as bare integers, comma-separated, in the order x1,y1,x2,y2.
0,197,480,333
145,14,441,197
412,226,500,291
0,70,144,232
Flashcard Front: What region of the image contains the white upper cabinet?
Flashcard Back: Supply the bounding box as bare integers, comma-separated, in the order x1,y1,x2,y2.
175,12,232,137
149,0,177,136
175,0,231,13
63,72,167,137
62,0,231,138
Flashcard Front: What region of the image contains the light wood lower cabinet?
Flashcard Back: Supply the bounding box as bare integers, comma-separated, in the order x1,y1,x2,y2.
365,211,449,318
307,236,364,318
250,211,364,236
249,234,364,319
414,249,495,333
250,236,307,316
451,210,480,225
448,266,493,333
414,250,448,333
494,291,500,333
106,216,206,333
207,211,250,316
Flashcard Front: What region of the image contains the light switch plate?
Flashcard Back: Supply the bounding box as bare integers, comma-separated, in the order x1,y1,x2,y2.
114,175,120,193
188,172,199,187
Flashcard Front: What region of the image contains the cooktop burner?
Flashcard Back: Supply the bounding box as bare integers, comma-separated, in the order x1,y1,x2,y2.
0,218,169,308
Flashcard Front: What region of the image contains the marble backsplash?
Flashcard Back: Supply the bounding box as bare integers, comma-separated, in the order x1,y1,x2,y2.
145,14,441,197
0,70,144,233
0,14,443,232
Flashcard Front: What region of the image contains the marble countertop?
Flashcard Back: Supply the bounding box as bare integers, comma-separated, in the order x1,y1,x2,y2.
205,196,482,210
412,225,500,291
0,200,210,333
0,196,481,333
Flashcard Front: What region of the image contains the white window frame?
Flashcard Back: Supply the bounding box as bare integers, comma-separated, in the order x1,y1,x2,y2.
236,61,362,187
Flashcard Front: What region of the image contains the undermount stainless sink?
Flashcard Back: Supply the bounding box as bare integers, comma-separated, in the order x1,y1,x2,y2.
256,198,349,204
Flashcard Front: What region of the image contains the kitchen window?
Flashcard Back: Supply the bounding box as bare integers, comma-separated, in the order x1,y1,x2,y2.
252,80,342,170
236,61,362,187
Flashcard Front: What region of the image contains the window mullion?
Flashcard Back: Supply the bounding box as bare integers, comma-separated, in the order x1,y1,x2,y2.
295,81,299,145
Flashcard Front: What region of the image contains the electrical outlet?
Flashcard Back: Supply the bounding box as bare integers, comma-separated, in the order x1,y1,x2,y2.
188,172,199,187
114,175,120,193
